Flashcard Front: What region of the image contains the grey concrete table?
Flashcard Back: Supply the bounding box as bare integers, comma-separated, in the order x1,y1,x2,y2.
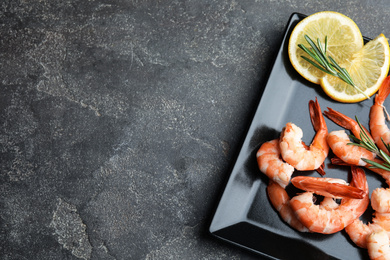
2,1,390,259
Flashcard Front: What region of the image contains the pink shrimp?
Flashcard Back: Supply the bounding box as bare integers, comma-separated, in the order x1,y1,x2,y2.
345,188,390,249
341,160,390,250
327,130,376,166
289,166,369,234
324,107,376,166
325,107,390,205
370,76,390,155
267,178,358,233
257,139,294,188
279,98,329,171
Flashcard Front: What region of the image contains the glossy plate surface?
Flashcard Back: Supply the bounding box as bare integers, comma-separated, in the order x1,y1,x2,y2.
209,13,383,260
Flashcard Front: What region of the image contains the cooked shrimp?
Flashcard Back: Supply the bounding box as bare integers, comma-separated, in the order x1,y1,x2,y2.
367,228,390,260
326,130,376,166
345,188,390,249
324,107,378,167
267,179,351,232
370,76,390,155
279,98,329,171
325,107,390,198
291,176,365,199
257,139,294,188
290,166,369,234
344,170,390,249
266,180,309,232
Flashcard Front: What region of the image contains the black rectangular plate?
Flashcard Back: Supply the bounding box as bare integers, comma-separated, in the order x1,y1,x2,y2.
209,12,383,260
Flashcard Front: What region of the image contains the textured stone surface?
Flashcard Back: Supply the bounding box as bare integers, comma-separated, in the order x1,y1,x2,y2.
50,198,92,260
2,1,390,259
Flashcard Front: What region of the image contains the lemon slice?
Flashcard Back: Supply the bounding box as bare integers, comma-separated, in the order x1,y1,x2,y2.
288,11,364,84
320,34,390,103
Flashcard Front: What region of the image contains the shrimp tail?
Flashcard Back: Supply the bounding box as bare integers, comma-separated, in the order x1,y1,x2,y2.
324,107,355,131
350,166,368,194
375,76,390,106
309,97,326,132
291,176,366,199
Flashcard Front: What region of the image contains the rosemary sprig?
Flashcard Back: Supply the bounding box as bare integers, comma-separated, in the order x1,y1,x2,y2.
298,35,369,99
349,117,390,171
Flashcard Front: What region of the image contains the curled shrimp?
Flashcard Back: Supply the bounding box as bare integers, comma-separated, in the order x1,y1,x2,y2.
267,178,357,232
289,166,369,234
327,130,376,166
345,214,388,249
370,76,390,155
325,108,390,194
345,187,390,249
257,139,294,188
340,162,390,250
279,98,329,171
345,195,390,249
324,107,376,166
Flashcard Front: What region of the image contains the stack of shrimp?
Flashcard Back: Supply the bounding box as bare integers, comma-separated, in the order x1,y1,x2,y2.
256,76,390,259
